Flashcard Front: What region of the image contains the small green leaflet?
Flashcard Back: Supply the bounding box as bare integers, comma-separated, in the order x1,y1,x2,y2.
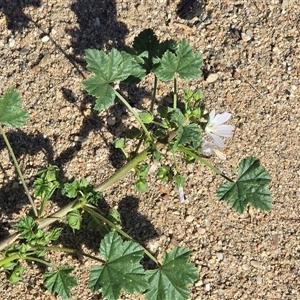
88,231,147,300
125,28,177,74
67,209,82,230
0,87,28,127
14,216,36,241
167,108,185,127
33,165,60,204
217,157,272,213
44,266,78,299
154,40,202,81
9,265,24,284
83,49,145,111
176,124,201,149
145,247,198,300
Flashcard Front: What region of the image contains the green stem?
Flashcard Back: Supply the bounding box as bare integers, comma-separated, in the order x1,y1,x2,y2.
24,255,56,268
150,75,158,112
178,146,234,182
0,124,38,216
151,120,168,129
173,75,178,109
94,148,149,192
0,253,19,267
114,90,152,142
84,204,160,266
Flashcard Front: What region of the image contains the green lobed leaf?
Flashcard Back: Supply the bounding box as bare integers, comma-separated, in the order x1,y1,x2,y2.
154,40,202,81
45,227,63,242
127,28,177,74
83,48,145,111
217,157,272,213
167,108,185,127
175,124,201,149
62,181,80,198
145,247,198,300
44,266,78,299
85,48,132,82
0,87,28,127
14,216,36,241
67,210,82,230
33,166,60,195
83,77,115,111
88,231,147,300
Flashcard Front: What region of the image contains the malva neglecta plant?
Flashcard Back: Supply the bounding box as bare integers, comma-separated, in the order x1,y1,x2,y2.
0,29,272,299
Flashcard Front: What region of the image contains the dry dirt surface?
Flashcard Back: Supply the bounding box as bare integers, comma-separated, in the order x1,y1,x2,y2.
0,0,300,299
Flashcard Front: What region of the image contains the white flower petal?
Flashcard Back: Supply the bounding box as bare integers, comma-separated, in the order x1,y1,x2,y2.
201,140,215,155
213,112,232,125
214,125,235,137
209,109,216,121
210,133,225,147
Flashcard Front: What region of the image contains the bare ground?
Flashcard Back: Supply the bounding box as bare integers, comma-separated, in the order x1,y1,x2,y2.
0,0,299,299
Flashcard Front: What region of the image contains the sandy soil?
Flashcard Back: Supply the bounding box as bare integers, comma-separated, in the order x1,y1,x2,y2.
0,0,299,299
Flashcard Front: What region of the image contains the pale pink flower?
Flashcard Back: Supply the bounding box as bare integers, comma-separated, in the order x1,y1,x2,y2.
201,140,227,160
205,109,234,147
178,186,185,203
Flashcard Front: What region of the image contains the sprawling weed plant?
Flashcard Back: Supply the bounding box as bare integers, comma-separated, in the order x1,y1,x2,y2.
0,29,271,299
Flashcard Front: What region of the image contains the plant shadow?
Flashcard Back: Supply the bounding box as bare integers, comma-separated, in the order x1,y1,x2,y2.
0,0,41,32
66,0,129,66
51,195,158,258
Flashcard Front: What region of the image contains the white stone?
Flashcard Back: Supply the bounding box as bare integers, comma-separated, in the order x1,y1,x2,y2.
8,38,15,47
41,35,50,43
216,252,224,261
185,215,195,223
206,73,218,83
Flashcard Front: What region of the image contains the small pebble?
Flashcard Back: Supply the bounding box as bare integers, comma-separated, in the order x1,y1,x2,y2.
205,283,211,292
257,275,263,284
74,136,88,143
206,73,218,83
8,38,15,47
250,260,263,269
185,215,194,223
216,252,224,261
148,241,159,254
41,35,50,43
20,48,29,55
107,116,116,126
198,228,206,235
241,30,252,41
39,53,51,67
12,182,19,189
94,17,100,27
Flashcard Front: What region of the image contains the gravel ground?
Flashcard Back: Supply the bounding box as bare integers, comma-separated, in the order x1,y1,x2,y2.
0,0,300,299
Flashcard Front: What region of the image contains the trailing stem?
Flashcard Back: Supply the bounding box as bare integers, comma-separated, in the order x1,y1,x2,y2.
0,124,38,216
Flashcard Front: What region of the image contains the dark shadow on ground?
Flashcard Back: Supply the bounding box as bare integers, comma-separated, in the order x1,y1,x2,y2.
67,0,128,66
176,0,204,20
0,130,54,239
0,0,41,31
118,196,158,243
51,195,158,257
